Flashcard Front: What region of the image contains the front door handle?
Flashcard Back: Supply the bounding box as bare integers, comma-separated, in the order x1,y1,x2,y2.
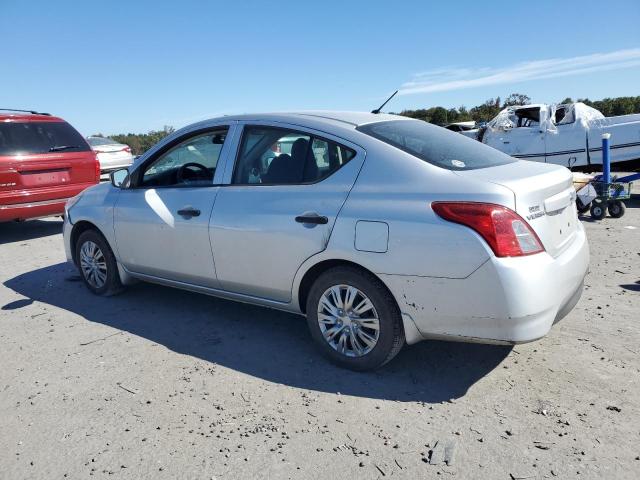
295,213,328,225
177,207,201,218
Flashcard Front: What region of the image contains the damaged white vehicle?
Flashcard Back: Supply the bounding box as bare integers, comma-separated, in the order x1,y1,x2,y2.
63,112,589,370
462,103,640,171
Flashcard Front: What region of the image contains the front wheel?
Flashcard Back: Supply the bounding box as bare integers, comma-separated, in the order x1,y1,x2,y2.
306,266,404,371
76,229,124,296
590,201,606,220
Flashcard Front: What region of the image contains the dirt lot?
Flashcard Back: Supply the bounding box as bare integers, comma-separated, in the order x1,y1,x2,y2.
1,195,639,480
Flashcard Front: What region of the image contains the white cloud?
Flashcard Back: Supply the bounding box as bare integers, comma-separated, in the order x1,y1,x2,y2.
399,48,640,95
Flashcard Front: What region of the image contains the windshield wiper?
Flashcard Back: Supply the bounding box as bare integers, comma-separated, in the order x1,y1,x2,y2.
49,145,78,152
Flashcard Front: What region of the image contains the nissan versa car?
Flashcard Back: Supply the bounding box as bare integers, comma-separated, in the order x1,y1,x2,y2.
0,109,99,222
63,112,589,370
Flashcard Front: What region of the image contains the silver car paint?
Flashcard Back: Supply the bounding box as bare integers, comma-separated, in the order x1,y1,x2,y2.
112,123,239,288
210,120,367,302
63,111,589,346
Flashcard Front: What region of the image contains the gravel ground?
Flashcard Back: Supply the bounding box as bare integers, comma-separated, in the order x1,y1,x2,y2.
1,192,639,479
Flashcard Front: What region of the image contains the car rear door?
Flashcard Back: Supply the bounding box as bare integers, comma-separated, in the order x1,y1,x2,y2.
210,122,365,302
113,124,236,288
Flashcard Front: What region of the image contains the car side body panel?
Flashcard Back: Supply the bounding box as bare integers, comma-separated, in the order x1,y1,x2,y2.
63,111,590,350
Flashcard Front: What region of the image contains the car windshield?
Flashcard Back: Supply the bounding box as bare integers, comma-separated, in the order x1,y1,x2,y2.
87,137,118,146
0,121,90,155
357,120,515,171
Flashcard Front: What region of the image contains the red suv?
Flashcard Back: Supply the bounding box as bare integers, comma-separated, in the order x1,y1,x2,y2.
0,109,99,222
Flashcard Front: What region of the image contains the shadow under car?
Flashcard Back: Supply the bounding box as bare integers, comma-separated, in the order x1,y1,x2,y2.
4,262,511,403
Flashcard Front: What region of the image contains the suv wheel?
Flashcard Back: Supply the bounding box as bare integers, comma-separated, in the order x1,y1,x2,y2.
306,266,404,371
76,229,124,296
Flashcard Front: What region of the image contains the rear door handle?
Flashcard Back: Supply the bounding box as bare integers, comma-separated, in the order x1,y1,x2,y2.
177,207,201,218
295,213,328,225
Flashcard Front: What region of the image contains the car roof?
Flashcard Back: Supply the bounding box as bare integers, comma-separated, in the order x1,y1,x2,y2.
0,112,64,123
181,111,412,142
219,111,409,127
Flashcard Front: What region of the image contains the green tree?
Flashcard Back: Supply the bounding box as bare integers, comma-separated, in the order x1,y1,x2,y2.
111,126,175,156
397,94,640,126
503,93,531,107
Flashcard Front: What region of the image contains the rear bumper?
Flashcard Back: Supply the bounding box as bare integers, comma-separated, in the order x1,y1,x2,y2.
0,183,96,222
97,153,134,172
0,197,68,222
380,224,590,344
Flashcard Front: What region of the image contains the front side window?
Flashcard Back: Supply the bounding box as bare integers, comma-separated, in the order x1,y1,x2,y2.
357,120,515,171
140,129,227,187
232,126,355,185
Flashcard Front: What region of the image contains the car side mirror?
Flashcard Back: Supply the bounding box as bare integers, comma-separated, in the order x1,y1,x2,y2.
110,168,130,188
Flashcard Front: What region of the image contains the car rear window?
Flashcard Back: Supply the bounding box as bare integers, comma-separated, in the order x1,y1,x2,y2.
357,119,515,171
0,121,90,155
87,137,117,146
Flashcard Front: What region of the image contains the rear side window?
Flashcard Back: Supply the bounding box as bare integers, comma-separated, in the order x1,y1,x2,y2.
233,126,356,185
0,122,90,155
357,120,515,171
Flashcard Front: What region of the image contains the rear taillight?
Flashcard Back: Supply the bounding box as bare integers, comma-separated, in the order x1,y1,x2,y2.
432,202,544,257
94,153,101,181
122,146,131,153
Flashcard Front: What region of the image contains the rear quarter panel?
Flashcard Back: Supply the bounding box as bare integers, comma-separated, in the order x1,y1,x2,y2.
291,142,516,307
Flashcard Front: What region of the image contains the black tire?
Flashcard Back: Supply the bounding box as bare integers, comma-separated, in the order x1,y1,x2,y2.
306,266,405,371
590,201,606,220
75,229,124,296
576,199,590,214
607,200,626,218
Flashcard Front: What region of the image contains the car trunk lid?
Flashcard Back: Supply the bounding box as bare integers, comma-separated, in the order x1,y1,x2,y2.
93,144,127,153
454,161,578,257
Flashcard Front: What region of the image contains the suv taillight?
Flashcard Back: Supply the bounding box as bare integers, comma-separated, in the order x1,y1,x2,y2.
432,202,544,257
94,153,101,181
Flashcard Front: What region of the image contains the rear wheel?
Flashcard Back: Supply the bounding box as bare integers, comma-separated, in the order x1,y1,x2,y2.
590,201,606,220
306,266,404,371
76,229,124,296
607,200,626,218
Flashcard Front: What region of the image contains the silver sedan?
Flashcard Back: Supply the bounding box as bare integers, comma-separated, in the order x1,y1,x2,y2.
63,112,589,370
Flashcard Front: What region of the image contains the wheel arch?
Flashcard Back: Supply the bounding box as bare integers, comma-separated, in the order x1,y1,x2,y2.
69,219,136,286
295,257,423,345
297,259,392,314
70,221,106,265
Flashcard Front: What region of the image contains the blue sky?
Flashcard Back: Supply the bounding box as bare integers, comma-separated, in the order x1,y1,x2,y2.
1,0,639,135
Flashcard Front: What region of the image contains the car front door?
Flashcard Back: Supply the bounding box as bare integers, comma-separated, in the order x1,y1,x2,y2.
210,122,365,302
113,124,236,288
484,107,546,162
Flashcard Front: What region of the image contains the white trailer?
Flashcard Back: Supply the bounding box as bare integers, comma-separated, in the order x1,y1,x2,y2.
462,103,640,171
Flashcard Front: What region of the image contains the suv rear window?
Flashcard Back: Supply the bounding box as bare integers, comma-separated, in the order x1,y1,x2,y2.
0,122,90,155
357,120,515,171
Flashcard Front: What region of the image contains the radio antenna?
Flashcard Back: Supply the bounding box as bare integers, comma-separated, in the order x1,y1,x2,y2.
371,90,398,114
